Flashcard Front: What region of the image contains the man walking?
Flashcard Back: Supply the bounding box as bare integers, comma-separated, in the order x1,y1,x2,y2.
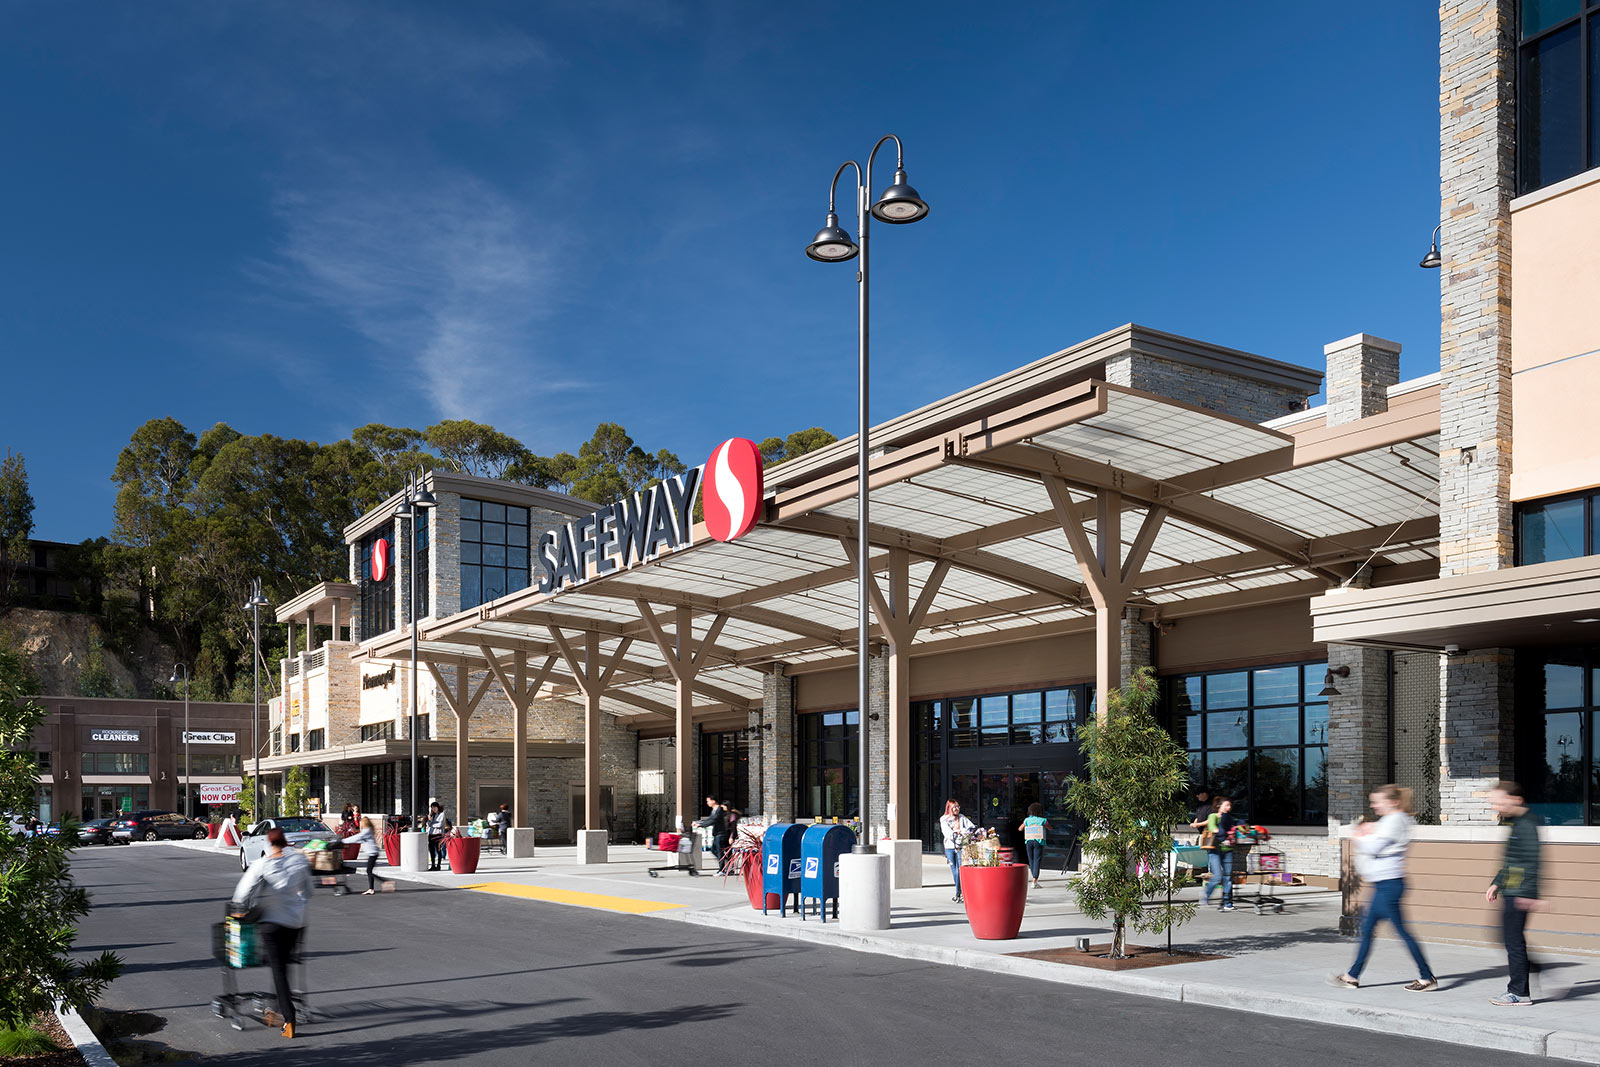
696,796,728,867
426,801,452,872
1485,781,1544,1006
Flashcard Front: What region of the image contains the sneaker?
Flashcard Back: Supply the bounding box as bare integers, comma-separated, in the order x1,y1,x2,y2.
1404,979,1438,992
1490,993,1533,1006
1329,973,1359,989
1220,904,1235,912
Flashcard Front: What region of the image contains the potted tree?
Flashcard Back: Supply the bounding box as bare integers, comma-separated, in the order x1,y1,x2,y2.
721,825,775,910
1065,667,1195,958
956,826,1029,939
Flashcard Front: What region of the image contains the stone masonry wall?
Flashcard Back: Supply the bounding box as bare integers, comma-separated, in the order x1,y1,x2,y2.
431,491,461,621
1437,0,1515,577
1104,353,1311,424
1439,649,1515,823
1119,606,1152,685
867,651,888,839
760,667,795,823
1324,334,1401,425
1326,645,1389,822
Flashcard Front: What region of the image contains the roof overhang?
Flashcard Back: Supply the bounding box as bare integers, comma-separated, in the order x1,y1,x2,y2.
1310,556,1600,651
276,582,360,626
253,738,584,772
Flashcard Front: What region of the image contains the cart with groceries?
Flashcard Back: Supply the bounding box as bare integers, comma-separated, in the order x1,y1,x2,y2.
210,909,310,1031
305,837,353,896
646,831,700,877
1233,825,1288,914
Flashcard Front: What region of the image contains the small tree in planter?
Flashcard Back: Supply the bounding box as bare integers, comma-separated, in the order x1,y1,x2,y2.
1065,666,1195,958
283,766,309,817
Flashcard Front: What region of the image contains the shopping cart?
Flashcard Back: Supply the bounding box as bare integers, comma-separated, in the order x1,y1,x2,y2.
306,843,353,896
210,910,310,1031
646,832,700,877
1232,826,1288,914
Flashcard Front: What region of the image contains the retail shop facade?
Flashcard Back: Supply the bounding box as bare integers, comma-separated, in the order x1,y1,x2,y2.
24,697,260,822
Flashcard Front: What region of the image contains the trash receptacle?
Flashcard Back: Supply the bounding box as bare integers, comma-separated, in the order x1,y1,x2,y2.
761,823,806,916
800,823,855,923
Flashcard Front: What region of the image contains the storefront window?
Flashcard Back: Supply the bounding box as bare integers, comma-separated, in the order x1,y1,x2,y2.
460,498,530,610
359,523,396,638
1519,648,1598,826
1517,4,1600,194
79,752,149,775
81,784,150,820
798,711,857,820
184,754,241,775
1164,660,1329,825
699,730,749,813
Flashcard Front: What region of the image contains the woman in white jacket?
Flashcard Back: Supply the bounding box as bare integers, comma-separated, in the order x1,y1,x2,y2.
230,827,312,1038
1332,784,1438,992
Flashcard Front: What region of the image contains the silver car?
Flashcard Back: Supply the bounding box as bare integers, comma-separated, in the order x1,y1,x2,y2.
238,816,332,871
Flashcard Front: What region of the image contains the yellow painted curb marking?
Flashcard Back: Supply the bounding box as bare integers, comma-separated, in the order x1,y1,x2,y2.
460,881,685,914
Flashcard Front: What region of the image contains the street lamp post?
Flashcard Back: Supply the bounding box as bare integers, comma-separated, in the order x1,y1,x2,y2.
245,578,269,820
169,664,190,817
805,135,928,852
393,471,436,833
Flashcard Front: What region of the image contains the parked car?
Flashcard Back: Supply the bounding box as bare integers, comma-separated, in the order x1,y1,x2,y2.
78,818,118,845
110,810,211,843
238,816,330,870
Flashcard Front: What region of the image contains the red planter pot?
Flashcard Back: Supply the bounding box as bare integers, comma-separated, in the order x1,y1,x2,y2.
382,833,401,867
446,837,481,875
342,843,361,861
207,824,220,839
960,863,1029,940
739,854,780,911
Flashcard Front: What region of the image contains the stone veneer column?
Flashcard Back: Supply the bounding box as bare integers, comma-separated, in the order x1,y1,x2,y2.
867,650,889,839
431,490,461,620
1320,337,1402,821
746,707,764,817
760,667,795,823
1439,650,1515,823
1436,0,1517,823
1118,606,1152,685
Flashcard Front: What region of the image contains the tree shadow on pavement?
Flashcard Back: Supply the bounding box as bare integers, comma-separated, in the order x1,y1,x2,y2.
1173,927,1348,956
218,1002,741,1063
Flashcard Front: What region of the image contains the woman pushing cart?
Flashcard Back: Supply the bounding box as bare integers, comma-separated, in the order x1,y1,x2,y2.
220,826,311,1039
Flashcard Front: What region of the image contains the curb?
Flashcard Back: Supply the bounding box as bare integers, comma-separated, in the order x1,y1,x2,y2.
666,908,1598,1065
56,1006,118,1067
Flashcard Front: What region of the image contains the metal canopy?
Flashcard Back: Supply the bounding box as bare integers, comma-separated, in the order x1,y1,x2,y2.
359,377,1442,725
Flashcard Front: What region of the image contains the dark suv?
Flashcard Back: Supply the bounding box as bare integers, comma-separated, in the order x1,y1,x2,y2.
111,810,210,843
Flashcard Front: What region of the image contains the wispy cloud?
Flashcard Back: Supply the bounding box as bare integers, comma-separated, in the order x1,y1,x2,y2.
264,162,579,421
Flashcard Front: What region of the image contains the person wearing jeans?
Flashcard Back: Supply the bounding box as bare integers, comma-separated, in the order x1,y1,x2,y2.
1332,784,1436,992
1019,803,1048,889
939,799,975,903
1201,797,1238,911
1485,781,1544,1006
230,826,311,1039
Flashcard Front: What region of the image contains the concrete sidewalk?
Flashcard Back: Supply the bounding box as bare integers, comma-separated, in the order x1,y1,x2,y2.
174,839,1600,1063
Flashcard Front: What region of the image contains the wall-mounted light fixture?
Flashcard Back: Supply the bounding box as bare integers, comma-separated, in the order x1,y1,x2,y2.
1318,665,1351,698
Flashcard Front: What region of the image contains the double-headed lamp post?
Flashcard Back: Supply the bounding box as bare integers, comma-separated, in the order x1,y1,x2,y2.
393,471,436,832
244,578,269,820
805,134,929,853
169,663,190,817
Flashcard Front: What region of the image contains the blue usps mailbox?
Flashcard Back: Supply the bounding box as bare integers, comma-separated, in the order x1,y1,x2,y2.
761,823,806,916
799,823,855,923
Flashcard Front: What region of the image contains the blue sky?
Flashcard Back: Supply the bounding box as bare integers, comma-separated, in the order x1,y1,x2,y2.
1,2,1443,543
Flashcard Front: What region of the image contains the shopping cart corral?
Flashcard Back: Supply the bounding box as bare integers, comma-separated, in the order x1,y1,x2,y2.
211,910,310,1031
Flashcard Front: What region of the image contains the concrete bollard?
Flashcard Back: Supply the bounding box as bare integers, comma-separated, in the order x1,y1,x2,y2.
838,852,892,931
577,829,608,864
399,830,430,872
506,827,536,859
879,839,925,889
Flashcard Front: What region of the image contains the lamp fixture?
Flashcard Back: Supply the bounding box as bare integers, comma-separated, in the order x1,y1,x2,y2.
1318,664,1351,698
1419,223,1442,269
870,167,929,224
805,210,858,262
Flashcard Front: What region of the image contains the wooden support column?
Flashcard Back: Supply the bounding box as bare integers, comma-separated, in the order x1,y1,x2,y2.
424,656,493,823
483,648,556,829
843,542,950,840
1045,478,1166,719
548,627,633,830
636,602,727,833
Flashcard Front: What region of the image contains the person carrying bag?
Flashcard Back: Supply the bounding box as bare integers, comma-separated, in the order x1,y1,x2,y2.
229,827,311,1039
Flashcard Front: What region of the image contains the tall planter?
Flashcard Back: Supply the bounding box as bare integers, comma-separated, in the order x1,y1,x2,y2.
446,837,481,875
383,832,401,868
961,863,1029,940
740,852,780,911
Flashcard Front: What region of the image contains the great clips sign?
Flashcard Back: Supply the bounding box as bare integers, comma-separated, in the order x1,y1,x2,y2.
536,437,762,594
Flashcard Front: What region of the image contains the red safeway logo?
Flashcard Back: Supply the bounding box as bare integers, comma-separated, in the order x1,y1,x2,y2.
371,538,390,582
702,438,764,542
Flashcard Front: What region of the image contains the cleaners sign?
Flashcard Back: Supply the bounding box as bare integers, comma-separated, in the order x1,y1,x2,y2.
536,438,763,595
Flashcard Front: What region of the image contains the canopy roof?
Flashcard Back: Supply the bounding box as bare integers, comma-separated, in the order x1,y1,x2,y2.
362,368,1442,727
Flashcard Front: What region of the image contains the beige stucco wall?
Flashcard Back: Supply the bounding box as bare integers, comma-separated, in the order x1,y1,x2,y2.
1510,170,1600,501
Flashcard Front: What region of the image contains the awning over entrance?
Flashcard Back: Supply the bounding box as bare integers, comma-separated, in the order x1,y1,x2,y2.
1310,555,1600,651
360,350,1444,839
